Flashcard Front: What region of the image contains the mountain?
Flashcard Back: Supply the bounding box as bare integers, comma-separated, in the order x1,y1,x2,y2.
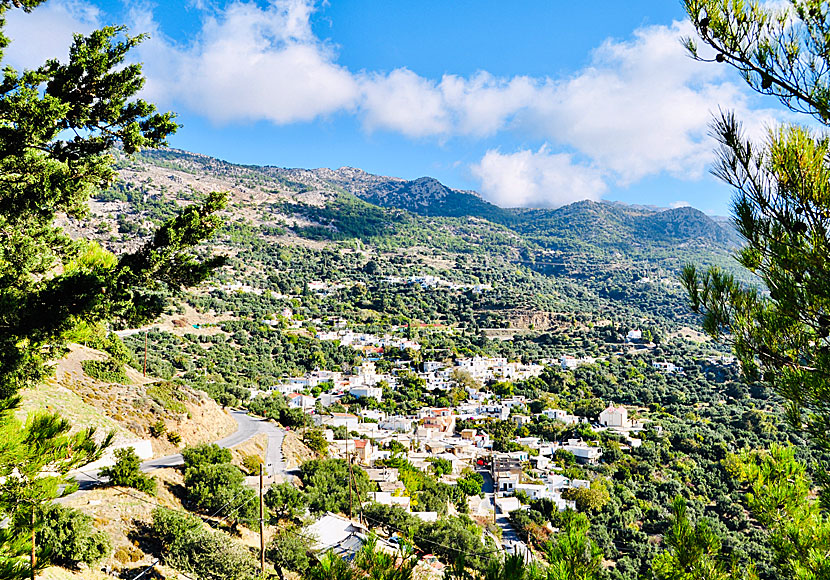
119,149,737,255
336,172,513,222
509,200,740,253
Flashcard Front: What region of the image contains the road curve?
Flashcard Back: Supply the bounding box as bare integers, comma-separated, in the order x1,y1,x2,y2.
70,409,287,490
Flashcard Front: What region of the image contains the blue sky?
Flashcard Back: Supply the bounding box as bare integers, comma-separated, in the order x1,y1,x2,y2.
9,1,793,214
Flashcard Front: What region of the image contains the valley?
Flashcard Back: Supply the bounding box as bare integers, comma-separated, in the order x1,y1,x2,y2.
24,149,818,580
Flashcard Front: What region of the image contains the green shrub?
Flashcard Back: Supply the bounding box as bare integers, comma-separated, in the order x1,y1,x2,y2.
37,504,111,568
82,358,131,384
184,463,258,526
147,381,187,414
151,508,258,580
149,419,167,438
266,527,311,577
241,453,262,475
182,443,232,468
99,447,156,495
167,431,182,445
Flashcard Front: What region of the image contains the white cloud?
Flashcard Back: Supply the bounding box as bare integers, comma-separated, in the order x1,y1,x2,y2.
4,0,100,69
670,200,691,208
471,146,607,208
439,72,542,137
132,0,360,124
359,69,450,138
522,20,784,184
4,1,794,207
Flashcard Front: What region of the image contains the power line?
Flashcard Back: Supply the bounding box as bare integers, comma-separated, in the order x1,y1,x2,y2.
73,467,262,579
360,513,504,560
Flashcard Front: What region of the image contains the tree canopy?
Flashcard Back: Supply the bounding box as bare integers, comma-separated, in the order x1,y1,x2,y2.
0,0,226,403
682,0,830,449
0,2,227,577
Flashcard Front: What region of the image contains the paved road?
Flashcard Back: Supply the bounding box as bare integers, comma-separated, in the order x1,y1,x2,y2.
70,409,288,490
478,467,531,561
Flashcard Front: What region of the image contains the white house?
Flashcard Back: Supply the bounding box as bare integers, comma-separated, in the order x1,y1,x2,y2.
349,385,383,401
319,393,344,408
653,361,680,373
379,416,414,433
423,361,447,372
286,393,316,410
542,409,580,425
497,472,519,493
316,413,360,431
560,355,596,370
515,483,551,500
599,405,629,428
269,383,295,395
553,439,603,465
367,491,411,510
307,512,397,561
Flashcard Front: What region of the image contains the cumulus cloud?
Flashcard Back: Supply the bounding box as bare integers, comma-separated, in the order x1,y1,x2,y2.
359,69,450,137
523,20,784,184
132,0,359,124
471,146,607,208
670,200,692,208
4,1,793,207
4,0,100,69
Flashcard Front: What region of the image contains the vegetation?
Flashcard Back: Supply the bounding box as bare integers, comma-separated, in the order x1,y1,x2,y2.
7,1,830,579
0,412,112,578
99,447,156,495
300,458,372,515
149,508,258,580
183,452,258,527
34,505,110,570
81,358,131,384
0,1,225,577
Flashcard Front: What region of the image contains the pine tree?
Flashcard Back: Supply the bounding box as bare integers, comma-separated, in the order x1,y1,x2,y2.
682,0,830,449
0,1,227,403
0,2,228,576
0,412,112,579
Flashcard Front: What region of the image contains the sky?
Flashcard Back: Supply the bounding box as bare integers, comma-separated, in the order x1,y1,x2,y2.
7,0,797,214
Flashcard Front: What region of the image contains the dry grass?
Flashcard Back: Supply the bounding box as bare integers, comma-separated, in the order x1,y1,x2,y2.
20,344,235,453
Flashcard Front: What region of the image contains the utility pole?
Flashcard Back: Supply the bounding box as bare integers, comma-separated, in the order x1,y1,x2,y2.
143,329,148,377
30,505,36,580
259,463,265,578
348,442,354,521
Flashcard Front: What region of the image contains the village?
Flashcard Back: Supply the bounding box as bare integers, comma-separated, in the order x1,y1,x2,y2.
257,345,659,562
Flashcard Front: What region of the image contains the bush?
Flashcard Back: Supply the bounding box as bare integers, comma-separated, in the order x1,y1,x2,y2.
266,526,312,577
82,358,130,384
302,428,329,455
147,381,187,414
150,508,258,580
37,505,110,568
184,463,258,526
457,471,484,496
151,507,202,551
427,457,453,477
241,454,262,475
299,458,372,514
99,447,156,495
561,480,611,513
264,482,307,522
167,431,182,445
182,443,232,468
149,420,167,438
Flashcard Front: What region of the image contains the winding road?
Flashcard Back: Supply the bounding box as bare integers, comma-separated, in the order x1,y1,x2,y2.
70,410,288,490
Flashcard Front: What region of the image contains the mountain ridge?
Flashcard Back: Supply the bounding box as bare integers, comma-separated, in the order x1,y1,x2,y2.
130,148,738,252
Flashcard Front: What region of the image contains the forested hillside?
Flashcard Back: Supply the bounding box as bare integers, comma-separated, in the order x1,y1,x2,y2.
53,147,821,580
